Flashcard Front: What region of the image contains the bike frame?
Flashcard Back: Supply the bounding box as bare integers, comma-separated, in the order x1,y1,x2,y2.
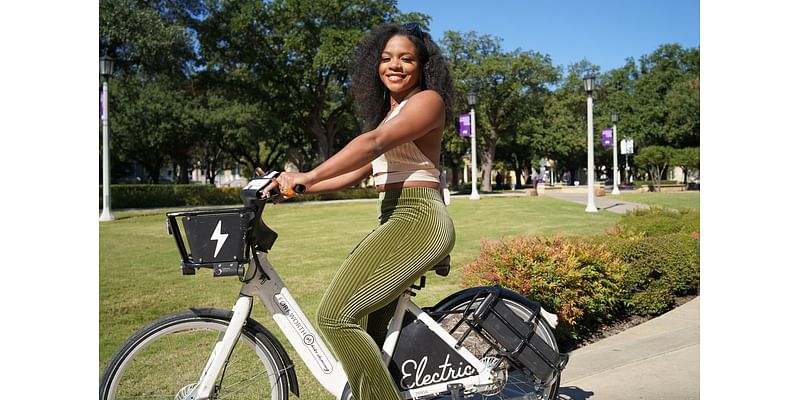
190,251,499,400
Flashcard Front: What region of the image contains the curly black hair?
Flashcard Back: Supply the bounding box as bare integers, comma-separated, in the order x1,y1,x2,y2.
349,24,455,131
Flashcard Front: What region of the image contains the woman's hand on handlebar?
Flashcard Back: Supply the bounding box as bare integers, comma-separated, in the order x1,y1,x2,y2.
261,171,311,203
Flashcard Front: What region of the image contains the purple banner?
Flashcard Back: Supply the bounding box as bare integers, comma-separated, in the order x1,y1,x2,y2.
458,114,471,137
100,88,104,123
601,128,613,147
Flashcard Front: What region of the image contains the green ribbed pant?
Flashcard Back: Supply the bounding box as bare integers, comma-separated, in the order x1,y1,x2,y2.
317,187,455,400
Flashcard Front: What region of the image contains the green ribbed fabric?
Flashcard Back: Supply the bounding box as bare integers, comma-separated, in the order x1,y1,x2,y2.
317,187,455,399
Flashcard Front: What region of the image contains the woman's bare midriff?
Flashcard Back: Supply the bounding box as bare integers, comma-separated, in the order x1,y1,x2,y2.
376,180,440,192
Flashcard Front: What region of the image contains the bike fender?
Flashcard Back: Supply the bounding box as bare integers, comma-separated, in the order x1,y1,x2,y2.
428,285,558,327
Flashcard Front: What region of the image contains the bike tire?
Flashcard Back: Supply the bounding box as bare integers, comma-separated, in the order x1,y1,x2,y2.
100,308,291,400
433,289,561,400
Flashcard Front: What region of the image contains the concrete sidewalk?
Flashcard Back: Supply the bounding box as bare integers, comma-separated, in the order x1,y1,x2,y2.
558,296,700,400
539,190,649,214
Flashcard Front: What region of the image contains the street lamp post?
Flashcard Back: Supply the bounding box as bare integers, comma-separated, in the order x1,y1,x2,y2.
100,56,115,221
467,92,480,200
583,76,598,212
611,112,620,195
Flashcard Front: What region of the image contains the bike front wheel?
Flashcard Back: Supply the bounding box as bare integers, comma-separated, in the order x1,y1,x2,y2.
100,308,291,400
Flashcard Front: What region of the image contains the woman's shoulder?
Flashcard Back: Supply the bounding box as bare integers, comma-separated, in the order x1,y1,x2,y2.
407,89,444,107
408,89,444,104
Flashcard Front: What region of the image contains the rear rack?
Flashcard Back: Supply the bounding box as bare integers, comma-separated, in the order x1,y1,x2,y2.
428,287,567,384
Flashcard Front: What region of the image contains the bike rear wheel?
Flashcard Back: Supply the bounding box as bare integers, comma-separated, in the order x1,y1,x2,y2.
435,292,561,400
100,308,290,400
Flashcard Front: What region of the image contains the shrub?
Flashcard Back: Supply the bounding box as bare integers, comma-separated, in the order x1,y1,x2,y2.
102,185,379,208
102,185,241,209
609,206,699,238
601,233,700,315
461,236,627,341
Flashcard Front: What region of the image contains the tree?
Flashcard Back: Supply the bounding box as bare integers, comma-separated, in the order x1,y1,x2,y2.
665,79,700,148
671,147,700,185
111,74,197,183
101,0,208,183
536,60,600,182
441,31,559,192
193,0,308,172
626,44,700,148
264,0,407,164
635,146,675,191
100,0,207,77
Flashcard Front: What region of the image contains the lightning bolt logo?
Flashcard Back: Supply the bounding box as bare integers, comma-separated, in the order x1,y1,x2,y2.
210,220,229,258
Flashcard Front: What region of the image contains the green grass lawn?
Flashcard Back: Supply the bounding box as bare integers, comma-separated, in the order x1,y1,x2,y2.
100,192,684,398
616,191,700,210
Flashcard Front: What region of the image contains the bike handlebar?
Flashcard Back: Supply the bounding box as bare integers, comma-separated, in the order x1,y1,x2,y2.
240,171,306,205
166,170,305,277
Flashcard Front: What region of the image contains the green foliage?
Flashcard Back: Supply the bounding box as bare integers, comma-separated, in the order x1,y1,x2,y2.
101,0,700,189
460,205,700,343
602,207,700,315
441,30,560,192
610,206,700,238
671,147,700,184
103,185,242,208
103,185,381,208
461,236,627,341
665,80,700,148
603,233,700,315
539,60,599,176
636,146,676,191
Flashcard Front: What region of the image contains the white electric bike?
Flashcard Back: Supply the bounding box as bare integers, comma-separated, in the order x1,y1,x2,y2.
99,172,568,400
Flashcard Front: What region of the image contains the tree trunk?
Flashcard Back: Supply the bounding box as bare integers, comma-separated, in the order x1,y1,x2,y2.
480,155,492,192
308,97,344,163
206,167,216,185
176,157,190,184
478,131,497,192
146,163,161,184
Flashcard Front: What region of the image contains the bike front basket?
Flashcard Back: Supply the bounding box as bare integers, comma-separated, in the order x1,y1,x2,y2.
166,207,255,277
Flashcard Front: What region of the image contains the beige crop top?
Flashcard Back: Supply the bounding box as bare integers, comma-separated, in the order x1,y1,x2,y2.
370,100,441,186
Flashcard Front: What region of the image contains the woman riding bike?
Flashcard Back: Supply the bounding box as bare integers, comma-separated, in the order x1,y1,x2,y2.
263,23,456,400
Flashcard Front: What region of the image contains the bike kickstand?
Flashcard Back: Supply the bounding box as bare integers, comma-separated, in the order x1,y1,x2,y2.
447,383,465,399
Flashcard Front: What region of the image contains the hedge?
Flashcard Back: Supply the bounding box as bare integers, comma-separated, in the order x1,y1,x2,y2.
462,236,627,342
101,184,379,209
601,233,700,315
608,206,700,238
461,206,700,346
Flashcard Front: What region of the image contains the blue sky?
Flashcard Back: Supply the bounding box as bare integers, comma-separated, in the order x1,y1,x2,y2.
396,0,699,73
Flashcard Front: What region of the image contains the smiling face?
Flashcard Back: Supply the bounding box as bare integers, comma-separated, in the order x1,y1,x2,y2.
379,35,422,101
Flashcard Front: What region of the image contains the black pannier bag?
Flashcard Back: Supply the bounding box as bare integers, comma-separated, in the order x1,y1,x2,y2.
472,288,562,383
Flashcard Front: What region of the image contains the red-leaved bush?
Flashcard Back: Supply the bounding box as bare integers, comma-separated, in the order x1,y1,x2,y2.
461,236,627,340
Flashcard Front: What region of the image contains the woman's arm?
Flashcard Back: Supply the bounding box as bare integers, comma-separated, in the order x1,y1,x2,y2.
265,90,444,194
304,163,372,194
307,90,444,184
